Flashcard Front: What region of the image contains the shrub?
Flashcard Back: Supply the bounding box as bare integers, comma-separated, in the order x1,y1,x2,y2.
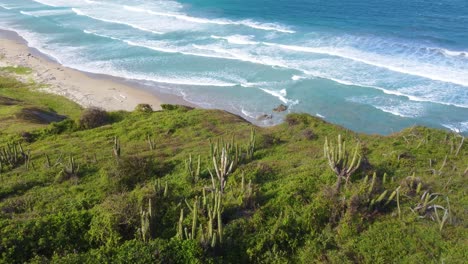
352,220,444,263
20,131,34,143
113,239,205,264
134,104,153,113
302,128,316,140
88,193,139,246
79,107,109,129
161,104,193,111
107,156,158,191
285,114,300,126
284,113,311,126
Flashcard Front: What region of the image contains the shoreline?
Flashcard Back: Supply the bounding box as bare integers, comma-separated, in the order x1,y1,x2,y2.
1,29,465,136
0,28,194,112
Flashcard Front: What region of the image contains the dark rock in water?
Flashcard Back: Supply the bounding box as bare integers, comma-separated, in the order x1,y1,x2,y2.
257,114,273,121
273,104,288,112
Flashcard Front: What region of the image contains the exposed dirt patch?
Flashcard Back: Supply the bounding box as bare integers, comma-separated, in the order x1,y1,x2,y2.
15,107,67,124
0,96,22,106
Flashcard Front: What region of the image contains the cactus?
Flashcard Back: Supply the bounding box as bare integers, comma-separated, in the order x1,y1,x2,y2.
190,197,199,240
209,147,234,193
147,134,156,150
140,198,156,242
396,186,401,219
177,209,184,239
217,207,223,243
412,191,451,231
0,142,29,171
44,154,51,168
246,128,256,161
113,136,121,158
177,189,223,248
368,172,377,194
324,135,361,192
185,154,201,184
61,155,80,178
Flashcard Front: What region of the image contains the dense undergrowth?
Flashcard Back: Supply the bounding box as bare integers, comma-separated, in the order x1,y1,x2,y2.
0,73,467,263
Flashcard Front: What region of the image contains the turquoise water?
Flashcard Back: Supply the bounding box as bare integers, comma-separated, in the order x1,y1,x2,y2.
0,0,467,134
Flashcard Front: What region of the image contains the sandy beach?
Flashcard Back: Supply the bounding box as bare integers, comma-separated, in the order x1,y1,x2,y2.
0,30,166,112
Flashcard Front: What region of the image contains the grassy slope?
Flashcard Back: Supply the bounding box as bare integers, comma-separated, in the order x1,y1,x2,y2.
0,74,467,263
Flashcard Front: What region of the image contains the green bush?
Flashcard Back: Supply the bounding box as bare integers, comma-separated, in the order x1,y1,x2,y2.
134,104,153,113
79,107,109,129
351,219,444,263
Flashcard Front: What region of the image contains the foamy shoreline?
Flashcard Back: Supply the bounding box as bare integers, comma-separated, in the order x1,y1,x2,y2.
0,29,192,112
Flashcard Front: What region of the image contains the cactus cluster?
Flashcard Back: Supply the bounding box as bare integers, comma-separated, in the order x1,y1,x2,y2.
0,142,29,172
324,134,361,191
139,182,170,242
139,198,154,243
246,128,256,161
154,179,168,198
185,154,201,184
411,191,451,231
44,153,64,169
359,172,400,212
60,155,80,178
207,130,257,193
177,189,223,248
209,147,234,193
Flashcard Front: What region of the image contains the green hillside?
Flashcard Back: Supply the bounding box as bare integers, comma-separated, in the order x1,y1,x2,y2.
0,73,466,263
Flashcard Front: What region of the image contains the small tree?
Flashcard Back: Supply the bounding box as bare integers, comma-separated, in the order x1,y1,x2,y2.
79,107,109,129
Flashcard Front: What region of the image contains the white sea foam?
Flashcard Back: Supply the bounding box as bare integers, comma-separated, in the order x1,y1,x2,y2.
83,30,121,41
291,75,307,81
123,5,295,33
442,121,468,133
67,60,239,87
316,113,325,118
263,42,468,87
30,0,90,7
440,48,467,58
0,4,13,10
1,27,241,88
192,44,288,67
347,96,425,118
259,88,291,104
241,108,258,119
211,35,258,45
20,9,73,17
72,8,164,35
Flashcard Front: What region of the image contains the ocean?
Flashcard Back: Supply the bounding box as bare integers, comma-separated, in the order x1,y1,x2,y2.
1,0,467,134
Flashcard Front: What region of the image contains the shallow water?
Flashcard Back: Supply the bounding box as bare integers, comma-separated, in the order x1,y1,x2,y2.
1,0,467,134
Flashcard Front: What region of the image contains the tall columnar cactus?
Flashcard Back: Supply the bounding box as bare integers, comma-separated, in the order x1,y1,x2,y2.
44,154,51,168
247,128,256,161
360,173,400,212
0,142,29,171
140,198,155,242
209,148,234,193
154,179,169,197
185,154,201,184
62,155,80,178
177,189,223,248
177,208,184,240
324,134,361,192
113,136,121,158
147,134,156,151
